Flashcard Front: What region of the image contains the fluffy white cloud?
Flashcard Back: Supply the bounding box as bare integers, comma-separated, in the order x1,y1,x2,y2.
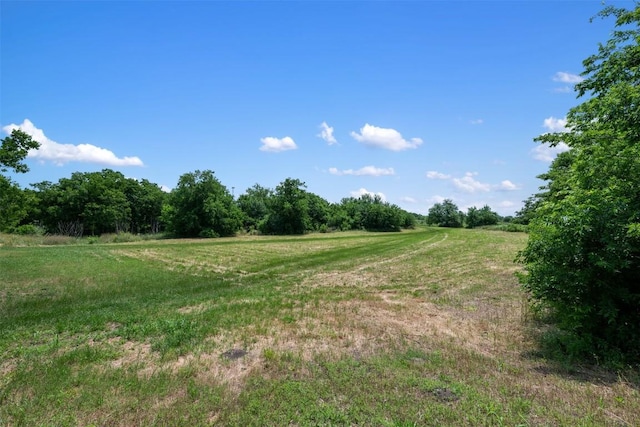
452,172,491,193
470,119,484,125
495,180,519,191
426,170,451,180
350,124,422,151
532,142,571,162
350,188,386,201
2,119,144,166
329,166,395,176
259,136,297,152
543,116,568,133
317,121,337,145
531,116,571,162
552,71,584,84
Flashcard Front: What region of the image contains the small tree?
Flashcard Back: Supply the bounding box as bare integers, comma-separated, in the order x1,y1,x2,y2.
260,178,310,235
427,199,463,228
165,170,242,237
466,205,499,228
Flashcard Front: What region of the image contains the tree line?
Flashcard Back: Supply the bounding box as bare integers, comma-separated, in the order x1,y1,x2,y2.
0,157,419,237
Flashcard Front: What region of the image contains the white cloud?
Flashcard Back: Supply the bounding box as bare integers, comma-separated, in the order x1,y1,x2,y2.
350,187,386,201
259,136,297,152
426,170,451,180
317,121,337,145
531,116,571,162
350,123,422,151
543,116,568,133
329,166,395,176
160,185,172,193
2,119,144,166
552,71,584,84
452,172,491,193
495,180,519,191
400,196,416,203
470,119,484,125
532,142,571,162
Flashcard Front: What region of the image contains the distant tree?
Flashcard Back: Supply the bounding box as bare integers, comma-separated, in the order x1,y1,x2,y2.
466,205,499,228
124,178,166,234
427,199,463,228
306,192,330,232
165,170,242,237
0,129,39,174
261,178,310,235
237,184,273,232
518,5,640,362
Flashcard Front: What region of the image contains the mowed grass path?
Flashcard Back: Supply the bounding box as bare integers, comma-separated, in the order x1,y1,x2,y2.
1,228,637,426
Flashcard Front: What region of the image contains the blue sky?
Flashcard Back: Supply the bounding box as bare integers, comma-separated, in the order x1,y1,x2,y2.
1,1,630,215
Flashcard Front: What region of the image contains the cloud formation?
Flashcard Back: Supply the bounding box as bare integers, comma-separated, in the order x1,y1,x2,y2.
329,166,395,176
317,122,337,145
543,116,568,133
552,71,584,84
495,180,519,191
470,119,484,125
400,196,416,203
259,136,297,152
532,143,570,162
2,119,144,167
531,116,571,162
452,172,491,193
350,187,386,201
350,124,422,151
426,171,451,180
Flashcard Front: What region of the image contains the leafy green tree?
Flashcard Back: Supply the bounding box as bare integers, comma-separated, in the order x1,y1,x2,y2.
260,178,310,235
427,199,464,228
165,170,241,237
0,176,29,231
0,129,39,174
124,178,166,234
236,184,273,232
518,6,640,362
466,205,499,228
0,129,40,231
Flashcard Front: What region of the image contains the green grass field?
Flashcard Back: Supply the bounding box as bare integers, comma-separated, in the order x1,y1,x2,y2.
1,228,638,426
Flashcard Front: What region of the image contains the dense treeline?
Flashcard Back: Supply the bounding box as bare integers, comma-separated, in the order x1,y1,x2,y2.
1,167,418,237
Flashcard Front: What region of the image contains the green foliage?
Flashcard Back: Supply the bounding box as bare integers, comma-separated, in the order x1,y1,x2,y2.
518,5,640,363
28,169,165,236
165,170,242,237
0,129,40,174
0,176,30,232
427,199,464,228
465,205,499,229
260,178,310,235
237,184,273,231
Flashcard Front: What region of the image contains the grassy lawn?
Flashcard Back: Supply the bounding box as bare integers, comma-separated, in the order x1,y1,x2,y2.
1,228,638,426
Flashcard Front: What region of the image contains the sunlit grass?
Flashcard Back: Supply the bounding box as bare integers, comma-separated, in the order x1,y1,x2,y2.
1,228,638,426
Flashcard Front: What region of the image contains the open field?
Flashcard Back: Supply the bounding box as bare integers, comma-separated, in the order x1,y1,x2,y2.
1,228,638,426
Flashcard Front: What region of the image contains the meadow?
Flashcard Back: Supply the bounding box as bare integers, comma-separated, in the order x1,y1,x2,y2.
0,228,637,426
